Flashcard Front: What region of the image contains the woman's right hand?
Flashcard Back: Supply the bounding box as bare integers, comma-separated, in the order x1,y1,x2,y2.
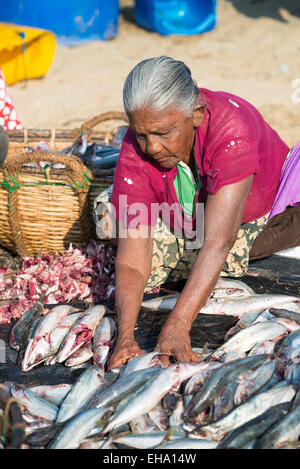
108,337,145,370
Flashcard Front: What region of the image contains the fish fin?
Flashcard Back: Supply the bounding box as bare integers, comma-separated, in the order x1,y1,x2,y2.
203,342,210,355
111,429,131,439
162,426,175,442
238,322,249,329
37,292,46,304
96,417,109,431
278,440,300,449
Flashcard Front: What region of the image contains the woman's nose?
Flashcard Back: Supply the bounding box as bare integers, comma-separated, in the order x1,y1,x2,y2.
145,136,161,156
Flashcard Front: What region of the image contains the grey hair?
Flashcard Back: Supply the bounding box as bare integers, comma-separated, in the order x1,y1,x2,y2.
123,56,203,117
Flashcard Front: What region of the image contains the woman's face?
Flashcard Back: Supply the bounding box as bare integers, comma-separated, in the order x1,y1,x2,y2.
129,106,204,169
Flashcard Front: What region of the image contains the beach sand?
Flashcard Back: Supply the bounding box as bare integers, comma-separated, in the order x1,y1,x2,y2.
8,0,300,147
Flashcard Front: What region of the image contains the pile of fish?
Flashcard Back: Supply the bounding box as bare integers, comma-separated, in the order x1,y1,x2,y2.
22,126,128,171
3,279,300,449
10,304,117,372
0,240,116,324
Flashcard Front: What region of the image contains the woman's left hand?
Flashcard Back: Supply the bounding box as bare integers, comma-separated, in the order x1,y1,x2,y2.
156,319,199,365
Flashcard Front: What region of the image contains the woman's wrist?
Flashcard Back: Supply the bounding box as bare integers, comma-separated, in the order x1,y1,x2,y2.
116,330,136,343
161,313,192,334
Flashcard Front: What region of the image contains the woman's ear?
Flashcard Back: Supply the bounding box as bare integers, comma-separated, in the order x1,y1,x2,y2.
193,105,205,128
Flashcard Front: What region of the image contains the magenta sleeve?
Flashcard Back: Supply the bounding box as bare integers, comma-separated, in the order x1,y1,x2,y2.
205,137,260,194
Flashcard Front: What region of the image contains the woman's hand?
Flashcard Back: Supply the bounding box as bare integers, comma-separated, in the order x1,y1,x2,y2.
156,319,199,365
108,337,145,370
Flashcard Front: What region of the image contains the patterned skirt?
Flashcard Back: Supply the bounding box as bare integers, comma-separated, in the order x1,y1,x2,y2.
94,185,269,292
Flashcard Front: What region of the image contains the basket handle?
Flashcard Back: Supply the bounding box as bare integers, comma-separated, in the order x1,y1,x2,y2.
4,150,90,186
80,111,128,133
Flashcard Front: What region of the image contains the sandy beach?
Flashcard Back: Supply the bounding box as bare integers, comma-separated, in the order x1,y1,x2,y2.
8,0,300,148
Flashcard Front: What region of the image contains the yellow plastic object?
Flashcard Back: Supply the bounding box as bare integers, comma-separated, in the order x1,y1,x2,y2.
0,22,56,85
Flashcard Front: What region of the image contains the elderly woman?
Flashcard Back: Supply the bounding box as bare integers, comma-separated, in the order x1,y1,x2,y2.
95,56,300,368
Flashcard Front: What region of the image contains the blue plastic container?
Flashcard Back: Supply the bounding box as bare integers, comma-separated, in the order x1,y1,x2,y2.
0,0,120,45
135,0,217,36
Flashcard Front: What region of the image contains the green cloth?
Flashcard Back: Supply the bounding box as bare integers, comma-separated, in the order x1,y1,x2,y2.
173,161,202,218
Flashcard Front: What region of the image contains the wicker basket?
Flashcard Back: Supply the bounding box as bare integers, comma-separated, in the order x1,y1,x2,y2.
0,112,128,257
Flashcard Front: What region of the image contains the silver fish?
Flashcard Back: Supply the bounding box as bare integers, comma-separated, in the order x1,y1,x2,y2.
210,288,253,299
79,437,109,450
222,351,247,363
217,402,291,449
169,396,185,429
22,305,76,370
28,384,72,407
141,293,179,310
199,294,300,317
65,343,93,367
28,305,76,340
234,359,278,405
10,384,58,421
255,403,300,449
121,351,165,378
130,415,158,434
88,367,161,410
56,366,105,423
162,392,183,416
183,394,193,410
114,392,136,415
56,305,109,363
272,317,300,332
210,279,255,300
291,387,300,410
210,320,287,360
113,430,186,449
141,281,255,311
213,380,238,421
214,278,255,295
225,310,267,341
9,297,44,351
277,329,300,365
189,383,296,441
155,438,218,449
147,402,168,431
248,340,276,356
103,362,228,434
284,363,300,383
269,306,300,324
184,355,269,419
93,317,117,371
22,312,82,371
184,362,222,395
24,419,55,437
48,407,109,449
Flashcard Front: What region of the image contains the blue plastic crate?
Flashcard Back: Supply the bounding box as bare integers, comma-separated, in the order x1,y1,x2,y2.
135,0,217,36
0,0,120,45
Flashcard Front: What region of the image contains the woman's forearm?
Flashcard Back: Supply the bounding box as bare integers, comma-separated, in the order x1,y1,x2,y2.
107,234,153,369
115,263,149,340
166,240,230,330
167,177,253,331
